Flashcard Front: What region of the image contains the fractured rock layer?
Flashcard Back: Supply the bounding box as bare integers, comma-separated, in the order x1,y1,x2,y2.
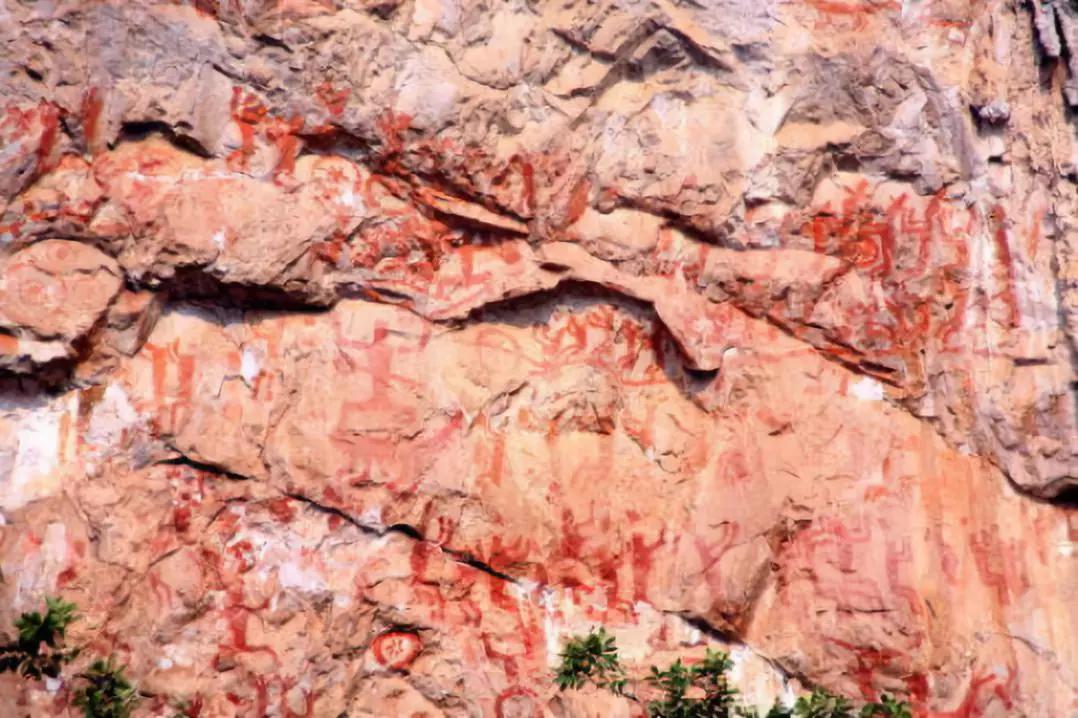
0,0,1075,716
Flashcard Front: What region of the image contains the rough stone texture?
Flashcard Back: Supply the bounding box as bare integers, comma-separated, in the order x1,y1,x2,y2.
0,239,121,371
0,1,1075,716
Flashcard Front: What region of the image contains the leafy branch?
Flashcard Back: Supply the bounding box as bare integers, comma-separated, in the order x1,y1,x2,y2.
0,596,80,679
1,597,139,718
554,629,914,718
646,649,739,717
73,656,139,718
554,627,629,695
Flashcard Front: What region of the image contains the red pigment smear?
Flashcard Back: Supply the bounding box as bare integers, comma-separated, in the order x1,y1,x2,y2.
266,497,296,524
34,104,60,174
565,178,590,224
315,81,350,117
81,88,105,155
216,605,278,663
371,630,422,670
829,638,903,700
630,531,664,602
173,505,192,532
988,205,1021,328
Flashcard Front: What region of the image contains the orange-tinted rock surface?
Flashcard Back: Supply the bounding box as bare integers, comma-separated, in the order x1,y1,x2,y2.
0,1,1075,716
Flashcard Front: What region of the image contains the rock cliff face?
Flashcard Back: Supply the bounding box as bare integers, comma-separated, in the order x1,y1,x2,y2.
0,1,1076,716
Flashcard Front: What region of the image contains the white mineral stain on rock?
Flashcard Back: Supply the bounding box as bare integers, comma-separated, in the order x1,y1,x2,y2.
511,578,540,599
1058,522,1075,557
359,505,384,530
278,559,327,593
10,412,61,506
163,643,195,668
41,522,68,573
3,396,76,511
84,384,144,474
0,3,1075,714
540,587,560,665
730,645,796,713
336,185,365,214
240,346,261,385
91,384,140,436
850,377,885,401
395,52,459,128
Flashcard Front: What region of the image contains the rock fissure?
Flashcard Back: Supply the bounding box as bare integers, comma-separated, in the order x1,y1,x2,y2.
1,1,1075,714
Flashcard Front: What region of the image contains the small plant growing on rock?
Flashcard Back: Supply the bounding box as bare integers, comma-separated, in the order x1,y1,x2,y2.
555,629,913,718
860,694,913,718
2,597,139,718
792,688,912,718
554,626,628,695
73,656,139,718
647,649,739,717
793,689,855,718
0,596,80,678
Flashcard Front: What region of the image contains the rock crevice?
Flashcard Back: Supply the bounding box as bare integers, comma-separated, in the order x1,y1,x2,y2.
0,1,1075,715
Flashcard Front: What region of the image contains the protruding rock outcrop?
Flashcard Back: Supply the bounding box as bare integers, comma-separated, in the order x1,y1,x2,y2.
0,1,1075,716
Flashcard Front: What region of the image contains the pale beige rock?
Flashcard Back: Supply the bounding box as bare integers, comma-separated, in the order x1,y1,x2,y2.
0,240,119,339
0,0,1076,716
0,240,121,372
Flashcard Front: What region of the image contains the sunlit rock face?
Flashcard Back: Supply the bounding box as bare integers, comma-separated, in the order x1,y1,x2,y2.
0,1,1075,716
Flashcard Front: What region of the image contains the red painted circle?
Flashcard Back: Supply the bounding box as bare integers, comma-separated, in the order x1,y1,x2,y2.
372,631,422,670
495,687,540,718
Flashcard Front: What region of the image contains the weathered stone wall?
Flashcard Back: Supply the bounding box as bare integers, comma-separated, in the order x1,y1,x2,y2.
0,1,1075,715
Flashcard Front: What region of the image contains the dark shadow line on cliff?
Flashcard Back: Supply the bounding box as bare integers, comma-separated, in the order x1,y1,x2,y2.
115,121,213,158
155,455,252,482
283,491,520,584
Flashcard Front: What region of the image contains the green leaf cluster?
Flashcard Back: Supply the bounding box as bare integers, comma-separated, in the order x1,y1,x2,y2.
73,656,139,718
793,689,913,718
792,689,855,717
555,629,913,718
646,649,739,717
0,596,80,679
860,693,914,718
2,597,139,718
554,626,628,695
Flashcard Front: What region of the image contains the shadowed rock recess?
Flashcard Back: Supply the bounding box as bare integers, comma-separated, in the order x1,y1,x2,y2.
0,1,1075,716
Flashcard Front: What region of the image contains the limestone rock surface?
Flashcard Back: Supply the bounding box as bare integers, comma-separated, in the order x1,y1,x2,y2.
0,1,1076,717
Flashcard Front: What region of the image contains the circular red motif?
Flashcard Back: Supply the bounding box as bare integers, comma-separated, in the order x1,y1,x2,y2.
372,630,422,670
495,687,539,718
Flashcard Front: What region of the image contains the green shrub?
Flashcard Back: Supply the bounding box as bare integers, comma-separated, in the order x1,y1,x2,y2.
646,649,739,717
2,597,139,718
793,689,855,718
791,688,913,718
0,596,80,679
73,656,139,718
554,626,628,695
554,629,912,718
860,694,913,718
